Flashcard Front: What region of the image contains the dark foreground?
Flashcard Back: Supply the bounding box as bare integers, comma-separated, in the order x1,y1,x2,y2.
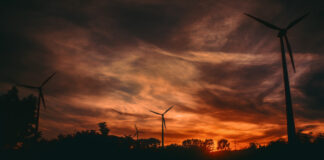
1,135,323,160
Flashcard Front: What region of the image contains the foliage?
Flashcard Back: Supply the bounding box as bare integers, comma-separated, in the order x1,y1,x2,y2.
247,142,261,150
0,87,37,149
217,138,230,151
182,138,214,152
1,126,324,160
98,122,110,136
138,138,160,149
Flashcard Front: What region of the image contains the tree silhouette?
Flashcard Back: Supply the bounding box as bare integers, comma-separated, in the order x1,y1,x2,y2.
248,142,261,150
138,138,160,149
98,122,110,136
203,139,214,151
268,138,286,148
0,87,37,149
217,138,230,151
182,139,214,152
182,139,204,148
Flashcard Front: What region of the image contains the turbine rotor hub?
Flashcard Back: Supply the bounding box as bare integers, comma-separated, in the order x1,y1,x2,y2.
277,30,286,37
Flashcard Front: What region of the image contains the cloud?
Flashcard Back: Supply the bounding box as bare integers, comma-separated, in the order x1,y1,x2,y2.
0,0,323,147
297,64,324,111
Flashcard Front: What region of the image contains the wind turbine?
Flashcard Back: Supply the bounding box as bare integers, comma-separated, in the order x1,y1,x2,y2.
15,72,56,137
149,105,174,148
134,124,142,141
244,12,309,144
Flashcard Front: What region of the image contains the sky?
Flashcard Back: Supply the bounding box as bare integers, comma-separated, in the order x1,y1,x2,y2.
1,0,323,148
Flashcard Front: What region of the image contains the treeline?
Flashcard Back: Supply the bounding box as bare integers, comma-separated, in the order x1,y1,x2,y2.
2,122,324,160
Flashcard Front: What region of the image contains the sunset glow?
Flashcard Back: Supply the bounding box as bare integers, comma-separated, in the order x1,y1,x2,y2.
1,0,323,150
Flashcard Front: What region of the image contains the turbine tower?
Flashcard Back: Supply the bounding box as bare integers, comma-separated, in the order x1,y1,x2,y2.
149,105,174,148
16,72,56,137
244,13,309,144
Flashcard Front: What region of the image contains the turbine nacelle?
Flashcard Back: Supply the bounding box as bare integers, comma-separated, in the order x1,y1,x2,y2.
277,29,287,37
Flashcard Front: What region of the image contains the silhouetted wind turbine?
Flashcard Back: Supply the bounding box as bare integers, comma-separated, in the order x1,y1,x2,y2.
16,72,56,137
149,105,174,148
134,124,143,141
245,12,309,144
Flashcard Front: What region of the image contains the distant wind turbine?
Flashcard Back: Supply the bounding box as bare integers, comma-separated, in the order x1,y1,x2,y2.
134,124,143,141
16,72,56,137
244,12,309,144
149,105,174,148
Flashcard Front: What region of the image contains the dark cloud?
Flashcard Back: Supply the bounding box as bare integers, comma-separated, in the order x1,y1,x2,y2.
299,125,318,131
221,0,324,53
1,0,323,53
196,61,280,89
298,67,324,111
0,32,54,82
49,72,142,98
194,60,284,123
238,127,286,143
195,89,281,124
293,59,324,120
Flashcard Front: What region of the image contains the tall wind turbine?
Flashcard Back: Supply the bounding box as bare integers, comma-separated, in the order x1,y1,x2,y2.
244,13,309,144
16,72,56,137
149,105,174,148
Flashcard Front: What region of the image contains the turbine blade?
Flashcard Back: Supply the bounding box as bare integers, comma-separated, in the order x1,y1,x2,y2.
244,13,281,30
40,91,46,109
41,72,56,87
286,12,310,30
284,35,296,72
163,105,174,114
16,83,38,89
149,110,162,115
